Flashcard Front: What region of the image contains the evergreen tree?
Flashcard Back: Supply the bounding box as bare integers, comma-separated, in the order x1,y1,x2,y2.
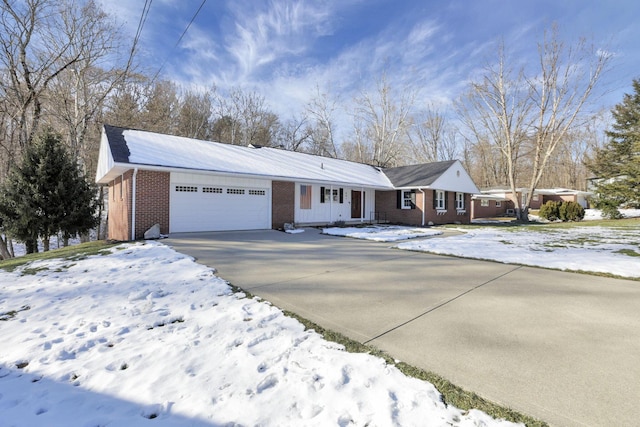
587,79,640,216
0,131,99,253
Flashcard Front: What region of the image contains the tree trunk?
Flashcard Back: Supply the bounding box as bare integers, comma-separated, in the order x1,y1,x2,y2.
26,238,38,254
0,236,12,260
43,236,50,252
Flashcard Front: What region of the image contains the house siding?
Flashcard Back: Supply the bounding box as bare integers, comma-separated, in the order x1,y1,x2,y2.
107,171,133,241
471,199,512,219
535,194,575,209
272,181,295,229
134,170,170,239
107,170,170,241
376,190,473,225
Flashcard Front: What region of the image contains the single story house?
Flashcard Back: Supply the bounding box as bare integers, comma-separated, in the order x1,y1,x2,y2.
471,187,592,219
95,125,480,240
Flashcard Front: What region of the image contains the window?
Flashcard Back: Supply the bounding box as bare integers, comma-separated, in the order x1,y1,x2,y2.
456,192,465,210
300,185,312,209
533,194,539,201
402,190,416,209
435,190,446,210
202,187,223,193
249,189,266,196
227,188,245,195
320,187,343,203
481,199,489,207
175,185,198,192
495,200,502,207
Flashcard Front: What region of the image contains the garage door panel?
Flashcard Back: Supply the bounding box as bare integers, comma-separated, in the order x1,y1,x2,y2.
170,180,270,232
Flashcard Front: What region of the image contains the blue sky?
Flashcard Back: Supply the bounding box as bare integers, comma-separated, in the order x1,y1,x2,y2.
100,0,640,118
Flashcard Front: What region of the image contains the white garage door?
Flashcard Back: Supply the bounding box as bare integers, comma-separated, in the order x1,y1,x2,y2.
170,176,271,232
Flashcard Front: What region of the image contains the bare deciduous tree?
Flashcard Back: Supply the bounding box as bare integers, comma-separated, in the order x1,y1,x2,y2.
459,27,609,220
349,74,416,167
409,107,459,162
275,113,312,152
1,0,136,255
176,87,215,140
212,88,279,146
305,85,340,158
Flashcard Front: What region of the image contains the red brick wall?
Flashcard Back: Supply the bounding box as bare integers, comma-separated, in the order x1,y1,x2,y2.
376,190,423,224
272,181,295,229
134,170,170,239
106,170,170,241
471,199,512,218
375,190,473,225
107,171,133,241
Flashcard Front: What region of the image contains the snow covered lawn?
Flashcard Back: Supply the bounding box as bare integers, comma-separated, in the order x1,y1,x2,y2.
397,225,640,278
0,242,517,426
323,225,443,241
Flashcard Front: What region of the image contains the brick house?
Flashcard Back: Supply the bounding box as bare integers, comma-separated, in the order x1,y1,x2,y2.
471,188,592,220
95,125,480,240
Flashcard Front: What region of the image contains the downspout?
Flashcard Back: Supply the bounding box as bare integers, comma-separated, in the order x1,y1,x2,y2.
419,188,425,226
131,168,138,241
361,187,364,223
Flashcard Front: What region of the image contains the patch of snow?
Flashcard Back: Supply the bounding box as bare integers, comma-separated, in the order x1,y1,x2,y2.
285,229,305,234
583,208,640,221
397,225,640,278
323,225,443,242
0,242,518,426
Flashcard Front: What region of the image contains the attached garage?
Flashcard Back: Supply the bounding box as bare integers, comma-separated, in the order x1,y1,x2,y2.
169,172,271,232
96,125,479,241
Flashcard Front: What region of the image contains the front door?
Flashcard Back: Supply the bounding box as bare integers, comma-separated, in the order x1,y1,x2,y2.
351,190,362,219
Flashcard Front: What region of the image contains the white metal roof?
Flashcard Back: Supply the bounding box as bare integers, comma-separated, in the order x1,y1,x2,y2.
96,127,394,189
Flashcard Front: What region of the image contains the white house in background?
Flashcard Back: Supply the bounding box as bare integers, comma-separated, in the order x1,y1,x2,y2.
95,125,480,240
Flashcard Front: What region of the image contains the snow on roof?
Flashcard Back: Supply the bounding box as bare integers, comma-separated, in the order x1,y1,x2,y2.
97,125,393,188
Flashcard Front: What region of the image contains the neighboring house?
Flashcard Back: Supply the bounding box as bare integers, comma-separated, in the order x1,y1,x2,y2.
471,187,592,219
95,125,480,240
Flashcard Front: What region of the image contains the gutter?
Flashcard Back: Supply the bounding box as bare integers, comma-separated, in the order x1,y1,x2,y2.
99,162,394,191
131,168,138,240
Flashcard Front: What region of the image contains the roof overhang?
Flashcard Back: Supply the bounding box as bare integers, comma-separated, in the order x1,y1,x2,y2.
96,162,394,190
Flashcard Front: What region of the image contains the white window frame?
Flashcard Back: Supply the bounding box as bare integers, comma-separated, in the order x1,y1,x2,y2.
456,192,464,210
480,199,489,207
435,190,445,210
402,190,414,209
496,200,502,207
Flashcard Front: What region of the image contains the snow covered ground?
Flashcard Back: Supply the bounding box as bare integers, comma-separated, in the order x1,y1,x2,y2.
323,225,443,241
321,218,640,278
397,226,640,278
0,242,517,427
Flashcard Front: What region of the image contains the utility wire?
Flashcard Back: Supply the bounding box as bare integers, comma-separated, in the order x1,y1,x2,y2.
150,0,208,84
128,0,153,69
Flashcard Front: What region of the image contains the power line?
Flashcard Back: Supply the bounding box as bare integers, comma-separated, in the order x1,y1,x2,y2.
124,0,153,75
150,0,208,84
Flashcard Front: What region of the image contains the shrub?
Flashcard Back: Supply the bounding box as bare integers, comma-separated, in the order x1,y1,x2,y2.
558,201,585,222
596,199,624,219
538,201,561,221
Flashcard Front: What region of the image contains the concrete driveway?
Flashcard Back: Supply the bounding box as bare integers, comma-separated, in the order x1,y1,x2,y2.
166,228,640,427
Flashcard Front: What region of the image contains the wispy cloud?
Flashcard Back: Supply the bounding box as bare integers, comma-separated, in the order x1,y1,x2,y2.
224,0,335,78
